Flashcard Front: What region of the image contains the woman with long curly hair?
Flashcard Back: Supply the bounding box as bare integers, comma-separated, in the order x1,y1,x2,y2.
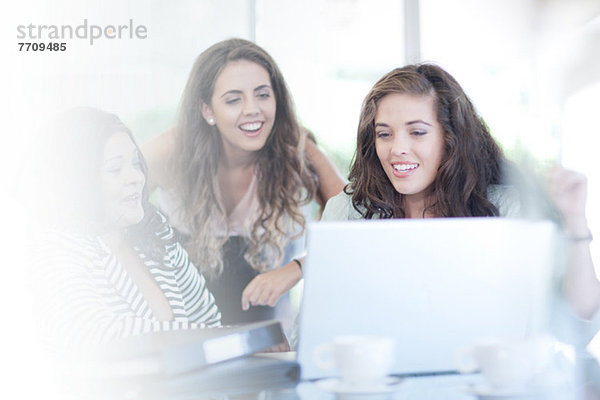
144,39,345,327
325,63,511,220
322,63,599,320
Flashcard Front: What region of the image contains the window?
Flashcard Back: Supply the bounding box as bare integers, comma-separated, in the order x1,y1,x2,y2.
256,0,406,174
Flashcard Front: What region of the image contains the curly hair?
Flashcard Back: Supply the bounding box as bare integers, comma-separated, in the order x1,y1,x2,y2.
172,38,318,276
347,64,505,219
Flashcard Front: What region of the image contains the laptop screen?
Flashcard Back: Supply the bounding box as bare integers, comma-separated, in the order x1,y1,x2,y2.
296,218,557,379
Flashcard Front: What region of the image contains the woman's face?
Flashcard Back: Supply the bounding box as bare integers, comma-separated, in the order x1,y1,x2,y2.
100,131,146,230
374,93,445,203
202,59,277,158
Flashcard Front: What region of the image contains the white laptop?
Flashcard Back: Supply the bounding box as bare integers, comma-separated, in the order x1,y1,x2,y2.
296,218,557,379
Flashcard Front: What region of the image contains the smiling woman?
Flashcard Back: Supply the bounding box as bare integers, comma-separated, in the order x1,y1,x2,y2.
29,107,221,357
100,131,146,229
201,59,277,163
143,38,345,330
373,93,445,218
325,64,507,221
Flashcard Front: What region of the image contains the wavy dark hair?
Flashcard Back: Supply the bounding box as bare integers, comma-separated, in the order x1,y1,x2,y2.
173,38,318,275
40,107,167,258
347,63,505,218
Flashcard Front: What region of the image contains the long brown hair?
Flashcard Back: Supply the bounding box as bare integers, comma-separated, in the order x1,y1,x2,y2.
347,64,504,218
173,38,317,275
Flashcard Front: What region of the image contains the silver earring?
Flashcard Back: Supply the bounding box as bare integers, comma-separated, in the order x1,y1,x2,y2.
208,118,215,125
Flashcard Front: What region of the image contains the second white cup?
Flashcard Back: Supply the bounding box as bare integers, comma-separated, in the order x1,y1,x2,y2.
312,335,396,386
456,338,547,391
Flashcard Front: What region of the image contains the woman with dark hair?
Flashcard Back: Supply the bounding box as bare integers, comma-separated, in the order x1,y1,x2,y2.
327,63,512,220
32,107,221,355
144,39,345,326
322,64,599,319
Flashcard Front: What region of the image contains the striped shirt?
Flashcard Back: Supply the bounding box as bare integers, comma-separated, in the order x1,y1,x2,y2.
30,213,221,356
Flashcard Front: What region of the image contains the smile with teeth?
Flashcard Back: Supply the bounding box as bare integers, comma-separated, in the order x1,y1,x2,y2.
393,163,418,172
123,193,141,202
239,121,263,132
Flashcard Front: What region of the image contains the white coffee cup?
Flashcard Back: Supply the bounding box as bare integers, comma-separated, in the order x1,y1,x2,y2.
312,335,396,386
456,338,546,390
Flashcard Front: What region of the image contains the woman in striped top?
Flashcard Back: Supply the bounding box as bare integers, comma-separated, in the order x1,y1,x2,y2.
31,107,221,357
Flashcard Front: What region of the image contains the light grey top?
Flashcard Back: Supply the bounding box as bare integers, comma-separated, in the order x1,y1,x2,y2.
321,184,521,221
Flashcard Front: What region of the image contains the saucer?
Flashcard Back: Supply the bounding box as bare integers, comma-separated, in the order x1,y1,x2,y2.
462,383,535,398
316,377,404,394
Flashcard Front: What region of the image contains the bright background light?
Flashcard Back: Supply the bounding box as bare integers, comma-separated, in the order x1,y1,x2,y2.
3,2,600,395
